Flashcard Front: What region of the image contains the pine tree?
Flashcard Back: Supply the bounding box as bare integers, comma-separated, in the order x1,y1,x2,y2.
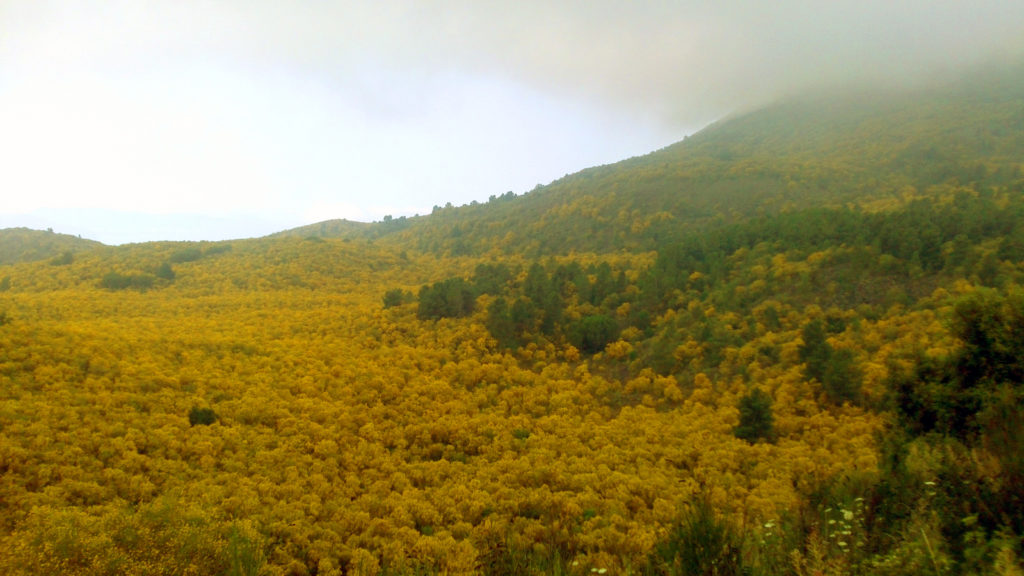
734,388,774,443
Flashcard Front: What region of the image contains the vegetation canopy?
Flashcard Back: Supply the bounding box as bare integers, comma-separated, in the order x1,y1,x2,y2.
2,63,1024,575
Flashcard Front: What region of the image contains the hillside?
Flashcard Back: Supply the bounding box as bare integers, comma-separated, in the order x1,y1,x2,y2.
1,63,1024,575
265,218,373,241
0,228,104,266
283,61,1024,258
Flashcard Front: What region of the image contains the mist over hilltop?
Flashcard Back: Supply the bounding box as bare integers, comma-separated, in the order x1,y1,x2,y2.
2,2,1023,243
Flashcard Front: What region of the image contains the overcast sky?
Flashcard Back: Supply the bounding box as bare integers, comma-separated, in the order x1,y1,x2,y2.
2,1,1023,244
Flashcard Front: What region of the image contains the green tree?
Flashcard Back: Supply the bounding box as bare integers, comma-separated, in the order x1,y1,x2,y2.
734,388,774,443
523,262,563,335
382,288,406,309
417,277,476,320
473,263,512,295
155,262,176,281
952,289,1024,386
798,319,830,384
643,330,679,375
888,289,1024,566
799,319,861,404
897,289,1024,436
571,315,620,354
822,347,862,405
486,297,516,348
510,298,538,337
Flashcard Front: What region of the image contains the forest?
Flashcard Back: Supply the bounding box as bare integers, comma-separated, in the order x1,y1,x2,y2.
2,63,1024,575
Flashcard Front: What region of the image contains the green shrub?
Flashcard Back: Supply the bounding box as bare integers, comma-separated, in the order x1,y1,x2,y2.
169,247,203,263
382,288,407,308
100,272,156,291
50,251,74,266
188,406,217,426
646,498,743,576
155,262,176,281
225,524,264,576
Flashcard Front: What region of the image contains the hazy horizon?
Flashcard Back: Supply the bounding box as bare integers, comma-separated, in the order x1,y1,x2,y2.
3,1,1023,245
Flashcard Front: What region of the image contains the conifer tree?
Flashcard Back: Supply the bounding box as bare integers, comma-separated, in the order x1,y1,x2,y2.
734,388,774,443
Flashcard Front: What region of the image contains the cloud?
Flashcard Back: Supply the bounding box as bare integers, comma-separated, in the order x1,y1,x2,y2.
432,1,1024,124
10,1,1023,127
194,1,1024,123
2,1,1023,242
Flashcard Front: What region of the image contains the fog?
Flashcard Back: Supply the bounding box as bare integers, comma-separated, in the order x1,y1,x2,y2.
2,1,1022,243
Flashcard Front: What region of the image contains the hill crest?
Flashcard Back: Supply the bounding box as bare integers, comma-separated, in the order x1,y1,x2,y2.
0,227,104,266
275,60,1024,257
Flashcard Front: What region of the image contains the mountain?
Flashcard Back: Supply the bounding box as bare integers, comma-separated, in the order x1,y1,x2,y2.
282,61,1024,258
2,62,1024,575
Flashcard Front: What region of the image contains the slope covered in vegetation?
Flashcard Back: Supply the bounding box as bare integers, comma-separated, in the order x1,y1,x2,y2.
287,62,1024,259
2,62,1024,575
0,228,103,267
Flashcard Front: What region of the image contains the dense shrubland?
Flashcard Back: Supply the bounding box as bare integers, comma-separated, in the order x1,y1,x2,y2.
2,210,1021,573
2,64,1024,574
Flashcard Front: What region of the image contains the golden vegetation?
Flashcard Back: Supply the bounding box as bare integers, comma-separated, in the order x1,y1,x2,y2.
1,223,1020,573
2,65,1024,574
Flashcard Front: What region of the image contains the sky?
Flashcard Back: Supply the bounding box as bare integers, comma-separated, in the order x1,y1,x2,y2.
2,2,1023,245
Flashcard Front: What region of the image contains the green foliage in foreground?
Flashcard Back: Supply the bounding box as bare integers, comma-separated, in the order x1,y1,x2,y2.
646,498,744,576
2,497,265,575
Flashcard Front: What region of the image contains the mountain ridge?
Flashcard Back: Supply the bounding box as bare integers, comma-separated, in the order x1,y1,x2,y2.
270,60,1024,257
